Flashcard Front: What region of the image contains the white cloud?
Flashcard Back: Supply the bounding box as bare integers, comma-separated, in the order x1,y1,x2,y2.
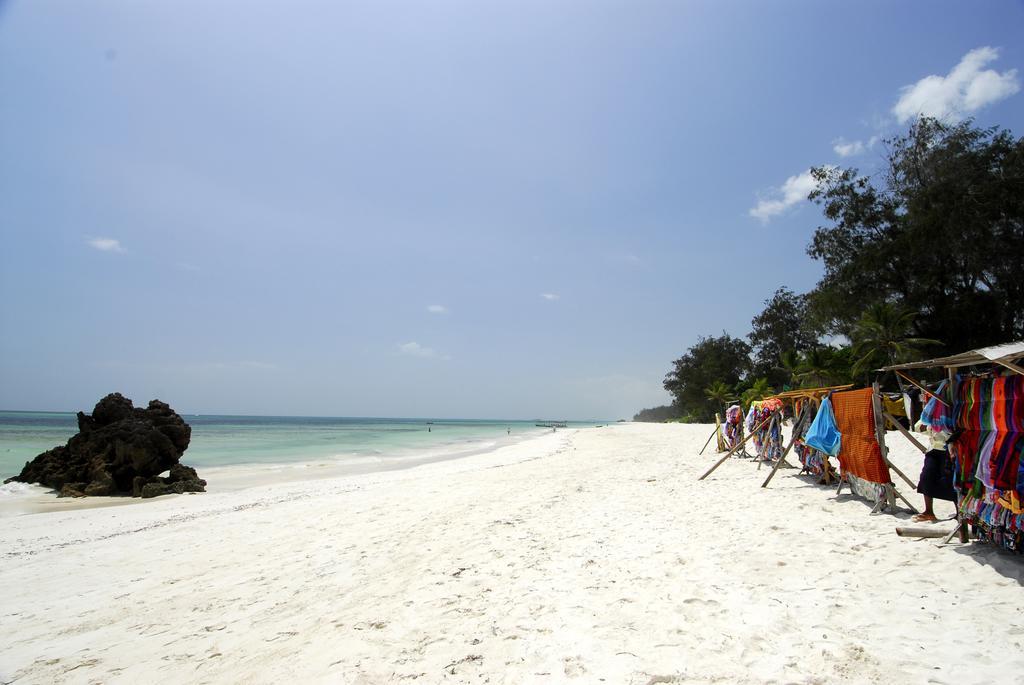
540,293,560,301
397,341,449,360
87,237,126,253
832,135,880,158
833,138,865,157
748,169,820,223
426,304,448,314
893,46,1020,124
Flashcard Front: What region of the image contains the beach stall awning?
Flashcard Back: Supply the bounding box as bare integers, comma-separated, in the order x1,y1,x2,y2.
877,341,1024,373
768,384,854,401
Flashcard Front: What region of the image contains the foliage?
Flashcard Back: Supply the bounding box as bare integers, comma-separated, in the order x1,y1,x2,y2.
807,118,1024,350
849,302,941,378
703,380,735,415
739,378,775,408
791,346,853,387
748,287,820,386
632,405,679,422
663,334,751,421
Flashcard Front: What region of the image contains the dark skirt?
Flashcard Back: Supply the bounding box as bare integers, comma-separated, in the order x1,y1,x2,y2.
917,449,956,501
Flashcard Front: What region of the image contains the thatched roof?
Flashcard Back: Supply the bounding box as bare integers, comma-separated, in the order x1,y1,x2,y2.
877,341,1024,373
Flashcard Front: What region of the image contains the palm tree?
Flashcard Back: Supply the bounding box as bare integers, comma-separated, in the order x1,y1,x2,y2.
741,378,775,408
704,380,734,416
793,347,837,387
850,302,940,379
777,349,801,387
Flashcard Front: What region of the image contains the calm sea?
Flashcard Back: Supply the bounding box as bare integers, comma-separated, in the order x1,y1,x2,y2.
0,411,589,481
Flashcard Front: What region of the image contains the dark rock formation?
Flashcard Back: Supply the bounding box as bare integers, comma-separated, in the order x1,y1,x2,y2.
5,393,205,498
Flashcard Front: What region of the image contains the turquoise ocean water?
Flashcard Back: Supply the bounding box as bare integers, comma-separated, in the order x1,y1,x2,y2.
0,411,590,481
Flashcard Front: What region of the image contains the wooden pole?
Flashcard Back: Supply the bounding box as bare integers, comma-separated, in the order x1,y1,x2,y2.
946,366,969,544
896,526,953,539
944,520,968,545
993,359,1024,376
895,370,950,408
757,412,777,471
698,409,778,481
872,382,921,495
761,429,799,488
882,411,928,454
698,424,717,456
891,485,919,514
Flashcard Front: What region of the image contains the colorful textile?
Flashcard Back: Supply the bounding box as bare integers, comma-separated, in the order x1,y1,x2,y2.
958,491,1024,554
724,404,743,449
947,374,1024,497
883,395,906,417
945,374,1024,552
831,388,891,485
746,399,783,461
919,381,954,432
804,397,841,457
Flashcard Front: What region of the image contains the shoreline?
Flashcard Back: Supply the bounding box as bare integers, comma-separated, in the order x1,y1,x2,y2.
2,423,1021,684
0,427,567,518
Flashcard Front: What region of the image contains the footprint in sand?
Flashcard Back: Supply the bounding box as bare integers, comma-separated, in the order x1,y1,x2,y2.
563,656,587,677
681,597,720,607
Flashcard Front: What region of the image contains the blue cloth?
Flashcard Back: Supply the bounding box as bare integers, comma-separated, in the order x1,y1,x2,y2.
919,380,955,432
804,396,841,456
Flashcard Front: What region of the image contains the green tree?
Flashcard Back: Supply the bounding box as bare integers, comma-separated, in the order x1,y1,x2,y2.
740,378,775,408
632,405,678,422
664,333,751,421
778,349,802,386
704,380,735,416
849,302,940,378
793,347,845,387
806,118,1024,351
748,287,819,387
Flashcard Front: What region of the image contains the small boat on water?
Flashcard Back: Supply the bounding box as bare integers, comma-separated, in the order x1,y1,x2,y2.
535,421,568,428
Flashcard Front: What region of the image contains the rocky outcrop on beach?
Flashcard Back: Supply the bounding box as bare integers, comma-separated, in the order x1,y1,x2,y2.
4,393,206,498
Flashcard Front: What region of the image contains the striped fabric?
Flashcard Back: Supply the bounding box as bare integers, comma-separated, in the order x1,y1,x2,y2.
948,375,1024,497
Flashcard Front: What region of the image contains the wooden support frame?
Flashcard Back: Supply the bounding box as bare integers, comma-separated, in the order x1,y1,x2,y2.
994,359,1024,376
871,382,920,515
715,413,727,453
698,423,717,456
762,396,835,488
760,430,799,488
894,369,950,408
756,412,780,471
698,409,779,481
819,457,838,486
945,366,970,544
882,411,928,454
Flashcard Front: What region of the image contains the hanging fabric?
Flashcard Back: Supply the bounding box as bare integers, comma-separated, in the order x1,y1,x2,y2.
830,387,891,486
804,397,841,457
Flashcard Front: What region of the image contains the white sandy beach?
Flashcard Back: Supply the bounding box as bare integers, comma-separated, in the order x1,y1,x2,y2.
2,423,1022,684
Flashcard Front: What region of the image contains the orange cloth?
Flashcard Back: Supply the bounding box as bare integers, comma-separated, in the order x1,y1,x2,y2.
831,388,892,485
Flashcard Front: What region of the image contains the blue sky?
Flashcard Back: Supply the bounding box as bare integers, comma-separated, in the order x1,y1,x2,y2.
1,1,1022,419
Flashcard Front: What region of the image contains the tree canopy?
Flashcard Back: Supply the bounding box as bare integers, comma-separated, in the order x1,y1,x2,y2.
663,334,751,421
748,287,819,386
807,117,1024,350
641,118,1021,421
